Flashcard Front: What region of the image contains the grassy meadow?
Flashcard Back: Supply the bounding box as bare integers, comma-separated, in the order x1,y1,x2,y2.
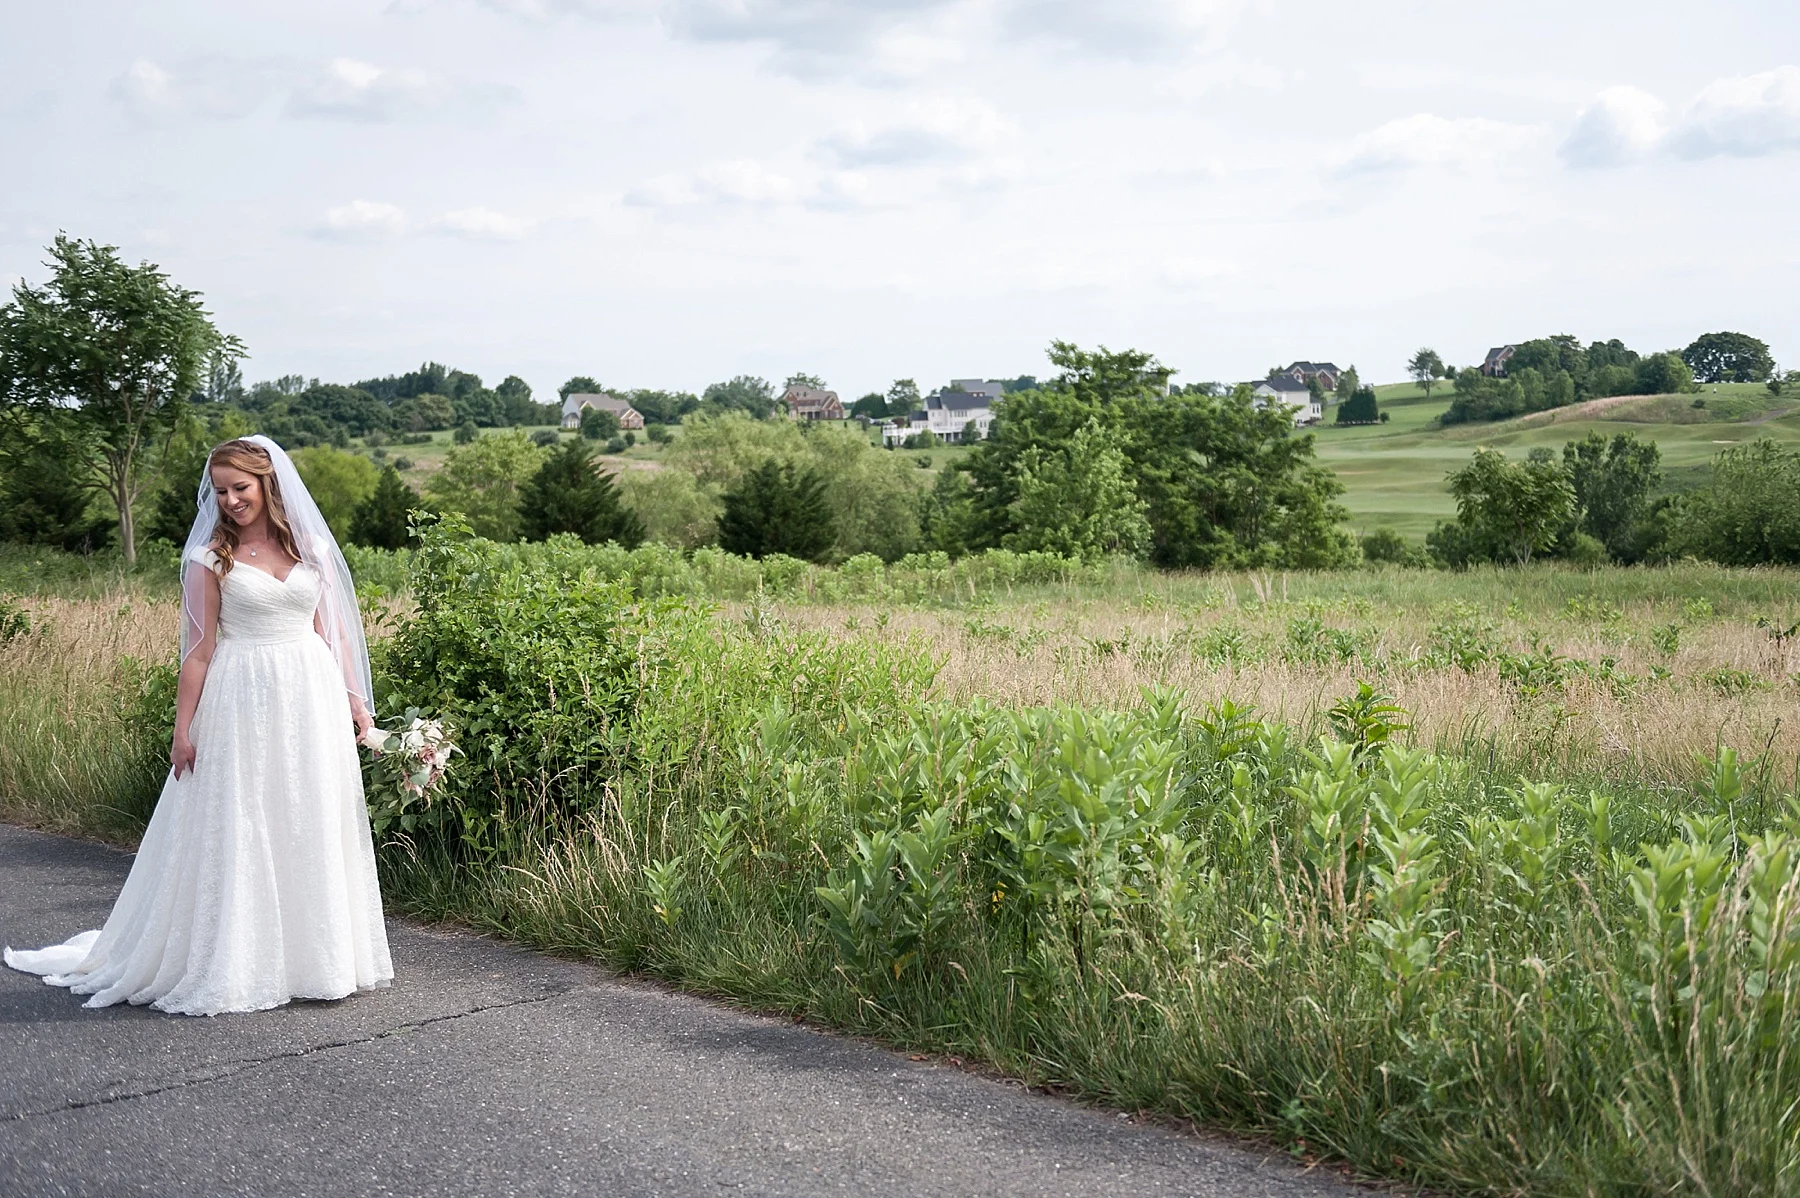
8,533,1800,1192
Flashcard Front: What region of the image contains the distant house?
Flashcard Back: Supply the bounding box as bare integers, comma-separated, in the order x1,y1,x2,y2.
950,379,1007,402
1250,376,1322,426
1278,361,1343,392
783,385,845,421
1480,346,1518,377
912,389,996,444
561,392,644,431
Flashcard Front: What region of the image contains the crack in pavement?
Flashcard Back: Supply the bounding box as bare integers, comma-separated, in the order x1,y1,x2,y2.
5,989,574,1122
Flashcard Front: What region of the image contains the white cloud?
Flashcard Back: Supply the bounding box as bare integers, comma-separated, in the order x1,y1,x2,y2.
1668,65,1800,160
112,58,266,122
1336,113,1539,174
435,206,529,239
818,98,1012,166
1559,86,1666,168
289,57,520,122
318,200,409,241
625,159,800,206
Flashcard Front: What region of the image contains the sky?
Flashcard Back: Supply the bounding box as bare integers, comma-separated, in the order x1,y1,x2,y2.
2,1,1797,403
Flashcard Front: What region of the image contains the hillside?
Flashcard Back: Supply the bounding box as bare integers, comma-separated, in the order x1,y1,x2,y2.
1313,380,1800,539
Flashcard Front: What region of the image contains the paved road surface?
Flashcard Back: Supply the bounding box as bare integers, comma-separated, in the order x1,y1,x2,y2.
0,824,1357,1197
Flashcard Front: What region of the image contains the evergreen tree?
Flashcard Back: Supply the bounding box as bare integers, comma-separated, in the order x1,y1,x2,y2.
1335,385,1379,424
717,459,834,561
0,427,113,551
349,464,424,550
517,439,645,547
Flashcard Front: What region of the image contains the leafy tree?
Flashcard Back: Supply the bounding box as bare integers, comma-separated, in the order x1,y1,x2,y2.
717,459,834,561
886,378,921,416
293,383,389,436
1662,439,1800,565
558,376,601,400
494,375,537,425
1408,348,1445,396
454,420,478,445
963,343,1351,568
1562,430,1660,558
1334,366,1360,404
1358,527,1427,567
0,234,241,566
198,349,244,405
578,406,619,440
390,392,454,432
1432,448,1573,566
805,424,925,560
290,445,379,539
784,372,827,390
1586,338,1639,372
1682,331,1774,384
1003,418,1149,560
701,375,775,418
664,410,806,492
1635,351,1697,395
621,388,699,425
850,392,887,420
1441,368,1527,424
920,466,977,555
518,439,645,547
349,464,424,550
0,419,113,551
615,467,719,549
1335,385,1379,424
424,428,543,541
1508,336,1587,390
1306,375,1328,407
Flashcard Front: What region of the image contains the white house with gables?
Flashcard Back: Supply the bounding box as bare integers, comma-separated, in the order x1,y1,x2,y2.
1250,376,1322,425
561,392,644,430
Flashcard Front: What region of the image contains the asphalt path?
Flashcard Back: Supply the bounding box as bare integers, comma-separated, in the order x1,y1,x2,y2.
0,823,1359,1197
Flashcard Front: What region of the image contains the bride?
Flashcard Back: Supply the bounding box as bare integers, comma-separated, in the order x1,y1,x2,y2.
5,435,393,1015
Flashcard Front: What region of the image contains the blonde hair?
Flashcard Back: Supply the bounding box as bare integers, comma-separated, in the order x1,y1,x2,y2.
207,439,302,575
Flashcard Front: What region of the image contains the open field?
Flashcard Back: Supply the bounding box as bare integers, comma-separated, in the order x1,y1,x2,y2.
8,541,1800,1192
1315,381,1800,539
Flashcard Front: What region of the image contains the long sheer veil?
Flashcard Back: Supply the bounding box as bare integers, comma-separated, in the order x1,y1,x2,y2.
178,434,374,717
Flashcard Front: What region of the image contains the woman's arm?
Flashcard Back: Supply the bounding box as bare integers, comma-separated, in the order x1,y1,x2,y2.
172,564,221,779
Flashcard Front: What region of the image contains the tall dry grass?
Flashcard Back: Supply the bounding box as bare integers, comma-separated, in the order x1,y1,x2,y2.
0,592,177,840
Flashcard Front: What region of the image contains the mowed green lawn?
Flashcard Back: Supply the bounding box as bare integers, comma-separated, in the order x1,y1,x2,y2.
1312,381,1800,539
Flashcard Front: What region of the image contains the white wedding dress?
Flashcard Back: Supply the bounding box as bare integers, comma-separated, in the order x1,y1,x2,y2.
4,551,393,1015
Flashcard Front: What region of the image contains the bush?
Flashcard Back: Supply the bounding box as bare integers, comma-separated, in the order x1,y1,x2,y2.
454,421,478,445
1358,527,1427,567
579,406,620,441
530,429,561,447
603,436,627,455
1662,439,1800,565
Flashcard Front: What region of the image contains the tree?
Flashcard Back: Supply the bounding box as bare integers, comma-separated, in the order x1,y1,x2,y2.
518,440,645,547
0,419,113,551
850,392,888,420
578,406,619,441
620,388,699,425
559,376,601,400
1682,331,1774,384
142,406,254,544
1562,430,1660,558
1408,348,1445,396
1334,366,1360,405
1335,385,1379,424
494,375,537,425
390,392,454,432
0,235,241,566
424,428,543,541
1003,419,1150,560
717,460,834,561
1434,448,1574,566
349,464,424,550
1661,439,1800,565
290,445,380,540
804,423,926,561
785,372,827,390
1635,351,1697,395
615,468,720,549
198,348,244,405
962,343,1351,569
885,378,921,416
454,420,478,445
702,375,776,418
294,383,389,436
1306,375,1328,407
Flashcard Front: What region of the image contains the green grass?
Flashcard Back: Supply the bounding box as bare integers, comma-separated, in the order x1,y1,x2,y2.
1314,382,1800,540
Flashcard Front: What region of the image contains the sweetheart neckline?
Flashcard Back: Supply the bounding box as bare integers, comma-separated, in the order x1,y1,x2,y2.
231,561,311,586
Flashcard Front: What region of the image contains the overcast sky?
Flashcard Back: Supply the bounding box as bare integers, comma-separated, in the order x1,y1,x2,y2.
2,1,1797,402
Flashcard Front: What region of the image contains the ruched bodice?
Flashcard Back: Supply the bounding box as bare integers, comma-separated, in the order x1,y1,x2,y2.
217,562,319,645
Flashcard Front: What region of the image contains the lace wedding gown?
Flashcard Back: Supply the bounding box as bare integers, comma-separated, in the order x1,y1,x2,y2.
4,552,393,1015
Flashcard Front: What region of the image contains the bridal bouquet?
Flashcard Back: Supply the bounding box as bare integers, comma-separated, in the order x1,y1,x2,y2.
359,710,460,802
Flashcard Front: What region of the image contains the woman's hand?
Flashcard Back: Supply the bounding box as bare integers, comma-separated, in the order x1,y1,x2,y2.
171,730,197,779
354,710,376,743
